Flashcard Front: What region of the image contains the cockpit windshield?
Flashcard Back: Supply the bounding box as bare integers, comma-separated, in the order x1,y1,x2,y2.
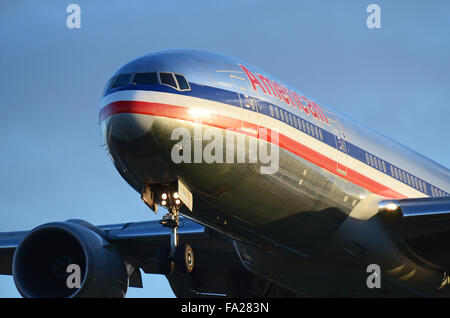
111,74,131,88
104,71,190,93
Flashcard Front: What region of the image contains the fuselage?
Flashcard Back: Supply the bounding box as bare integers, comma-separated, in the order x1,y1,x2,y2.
99,50,450,295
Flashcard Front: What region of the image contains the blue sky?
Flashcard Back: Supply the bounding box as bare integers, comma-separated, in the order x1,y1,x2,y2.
0,0,449,297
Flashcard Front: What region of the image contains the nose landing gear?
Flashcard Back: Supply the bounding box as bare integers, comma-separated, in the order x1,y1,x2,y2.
160,205,195,275
143,183,195,275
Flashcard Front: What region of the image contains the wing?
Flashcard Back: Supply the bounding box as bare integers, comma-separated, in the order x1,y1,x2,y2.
0,230,27,275
379,197,450,267
0,218,250,297
100,218,247,297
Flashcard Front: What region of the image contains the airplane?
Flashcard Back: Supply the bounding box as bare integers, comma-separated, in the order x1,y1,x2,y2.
1,49,449,298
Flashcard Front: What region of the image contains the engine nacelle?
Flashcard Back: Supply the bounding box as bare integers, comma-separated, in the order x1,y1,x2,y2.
12,221,128,298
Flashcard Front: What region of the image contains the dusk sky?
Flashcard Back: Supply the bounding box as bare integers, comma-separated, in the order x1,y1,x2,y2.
0,0,449,297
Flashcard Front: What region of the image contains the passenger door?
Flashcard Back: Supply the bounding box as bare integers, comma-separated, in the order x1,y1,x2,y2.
326,111,348,176
229,74,259,137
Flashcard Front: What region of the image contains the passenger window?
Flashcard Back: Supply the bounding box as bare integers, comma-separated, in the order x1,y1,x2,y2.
175,74,190,90
112,74,131,88
133,72,158,85
159,72,177,89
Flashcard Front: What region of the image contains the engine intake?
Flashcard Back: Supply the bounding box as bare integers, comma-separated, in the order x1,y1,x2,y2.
12,221,128,298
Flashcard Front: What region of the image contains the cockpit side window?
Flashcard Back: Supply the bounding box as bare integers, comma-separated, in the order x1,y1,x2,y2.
175,74,190,91
112,73,132,88
106,76,116,89
102,76,117,94
159,72,177,89
133,72,158,85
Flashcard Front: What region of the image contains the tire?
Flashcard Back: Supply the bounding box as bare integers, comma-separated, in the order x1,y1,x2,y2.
175,244,194,273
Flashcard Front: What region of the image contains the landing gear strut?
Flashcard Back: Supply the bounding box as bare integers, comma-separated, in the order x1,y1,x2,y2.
155,187,194,275
161,205,180,257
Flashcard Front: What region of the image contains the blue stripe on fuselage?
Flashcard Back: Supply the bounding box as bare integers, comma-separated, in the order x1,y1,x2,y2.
103,83,449,198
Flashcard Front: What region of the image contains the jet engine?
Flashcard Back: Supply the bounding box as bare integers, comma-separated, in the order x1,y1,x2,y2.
12,220,128,298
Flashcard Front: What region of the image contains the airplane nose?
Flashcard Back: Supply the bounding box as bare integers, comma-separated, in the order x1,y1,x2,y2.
101,112,177,187
104,112,154,141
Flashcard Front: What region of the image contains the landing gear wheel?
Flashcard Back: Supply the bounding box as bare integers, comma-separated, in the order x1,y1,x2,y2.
175,244,194,273
156,246,175,275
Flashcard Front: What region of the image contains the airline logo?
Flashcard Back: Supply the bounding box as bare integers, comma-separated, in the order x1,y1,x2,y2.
239,64,330,126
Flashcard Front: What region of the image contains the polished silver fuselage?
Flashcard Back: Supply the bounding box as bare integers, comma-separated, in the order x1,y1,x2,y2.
100,49,450,296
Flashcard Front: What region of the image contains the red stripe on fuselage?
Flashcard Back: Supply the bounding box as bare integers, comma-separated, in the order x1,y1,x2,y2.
100,100,406,199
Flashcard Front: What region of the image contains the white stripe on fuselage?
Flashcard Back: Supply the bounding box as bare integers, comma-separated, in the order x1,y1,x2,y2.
101,89,427,198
